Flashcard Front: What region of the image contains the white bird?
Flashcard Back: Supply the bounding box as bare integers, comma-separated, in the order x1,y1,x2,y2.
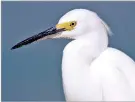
12,9,135,101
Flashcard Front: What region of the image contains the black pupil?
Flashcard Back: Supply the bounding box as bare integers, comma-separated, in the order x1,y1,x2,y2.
71,22,74,25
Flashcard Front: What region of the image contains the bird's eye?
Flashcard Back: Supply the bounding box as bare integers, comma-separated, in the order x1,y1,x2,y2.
70,21,77,27
71,23,75,25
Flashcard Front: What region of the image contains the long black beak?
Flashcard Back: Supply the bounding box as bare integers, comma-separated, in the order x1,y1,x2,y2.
11,27,65,50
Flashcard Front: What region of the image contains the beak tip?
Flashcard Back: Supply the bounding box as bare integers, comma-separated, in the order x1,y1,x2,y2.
11,46,15,50
11,45,19,50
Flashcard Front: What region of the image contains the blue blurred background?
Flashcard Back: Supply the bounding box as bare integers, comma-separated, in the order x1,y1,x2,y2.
2,1,135,101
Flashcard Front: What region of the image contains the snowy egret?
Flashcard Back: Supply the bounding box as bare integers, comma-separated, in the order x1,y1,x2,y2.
11,9,135,101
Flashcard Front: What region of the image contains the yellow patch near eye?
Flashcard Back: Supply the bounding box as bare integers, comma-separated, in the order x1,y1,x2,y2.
56,21,77,31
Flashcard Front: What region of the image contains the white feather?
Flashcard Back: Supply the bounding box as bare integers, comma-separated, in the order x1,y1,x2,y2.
58,9,135,101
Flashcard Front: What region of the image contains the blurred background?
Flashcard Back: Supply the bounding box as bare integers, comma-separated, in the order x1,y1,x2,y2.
2,1,135,101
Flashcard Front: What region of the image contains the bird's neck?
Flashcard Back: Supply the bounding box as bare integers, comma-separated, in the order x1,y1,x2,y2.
62,31,108,98
62,31,108,70
62,28,109,100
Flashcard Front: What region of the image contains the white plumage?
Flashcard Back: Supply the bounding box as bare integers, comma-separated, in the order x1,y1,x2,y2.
12,8,135,101
58,9,135,101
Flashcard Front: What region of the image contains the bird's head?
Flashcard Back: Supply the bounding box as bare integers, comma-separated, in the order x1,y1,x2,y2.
11,9,111,50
